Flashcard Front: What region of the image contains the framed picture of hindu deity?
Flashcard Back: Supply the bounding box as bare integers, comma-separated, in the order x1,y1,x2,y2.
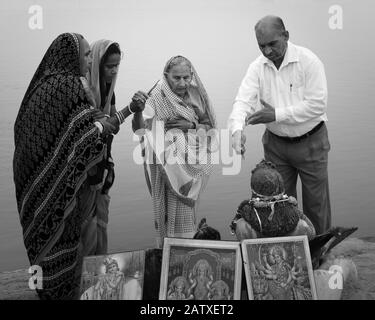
79,249,146,300
241,236,317,300
159,238,242,300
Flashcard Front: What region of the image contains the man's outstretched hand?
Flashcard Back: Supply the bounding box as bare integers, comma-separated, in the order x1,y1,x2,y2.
246,99,276,125
232,130,247,157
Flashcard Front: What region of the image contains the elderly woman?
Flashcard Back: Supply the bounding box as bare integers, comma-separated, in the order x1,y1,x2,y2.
13,33,142,300
133,56,217,247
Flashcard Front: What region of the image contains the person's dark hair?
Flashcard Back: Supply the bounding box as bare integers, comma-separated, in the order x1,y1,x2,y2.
251,160,284,196
101,43,121,66
193,218,221,240
99,42,121,107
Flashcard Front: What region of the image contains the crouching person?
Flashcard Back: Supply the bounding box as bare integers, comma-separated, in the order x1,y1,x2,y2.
231,160,315,240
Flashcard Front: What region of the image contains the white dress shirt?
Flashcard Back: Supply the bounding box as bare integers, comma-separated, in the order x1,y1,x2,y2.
228,42,328,137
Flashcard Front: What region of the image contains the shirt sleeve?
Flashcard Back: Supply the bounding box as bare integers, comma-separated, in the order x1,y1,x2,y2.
228,62,259,134
276,57,328,124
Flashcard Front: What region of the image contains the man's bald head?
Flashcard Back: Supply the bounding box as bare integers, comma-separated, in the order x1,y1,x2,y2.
254,15,289,68
255,15,286,35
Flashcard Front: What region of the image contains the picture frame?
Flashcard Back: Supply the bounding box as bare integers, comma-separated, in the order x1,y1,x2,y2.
79,249,146,300
241,236,317,300
159,238,242,300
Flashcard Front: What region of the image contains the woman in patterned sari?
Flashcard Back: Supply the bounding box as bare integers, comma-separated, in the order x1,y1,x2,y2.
13,33,142,299
133,56,217,247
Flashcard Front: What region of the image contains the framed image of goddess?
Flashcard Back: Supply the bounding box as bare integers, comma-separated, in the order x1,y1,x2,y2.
80,250,145,300
159,238,242,300
241,236,317,300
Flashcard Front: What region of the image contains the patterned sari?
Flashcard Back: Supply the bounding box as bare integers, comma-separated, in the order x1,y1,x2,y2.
13,33,105,299
142,56,217,247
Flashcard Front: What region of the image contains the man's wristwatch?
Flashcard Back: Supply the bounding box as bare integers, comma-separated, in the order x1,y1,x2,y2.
191,121,197,129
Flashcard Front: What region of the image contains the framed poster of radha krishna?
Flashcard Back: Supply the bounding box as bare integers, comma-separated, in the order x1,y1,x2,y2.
159,238,242,300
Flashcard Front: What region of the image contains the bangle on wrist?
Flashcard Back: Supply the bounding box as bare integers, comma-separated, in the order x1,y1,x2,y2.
115,111,125,124
191,121,197,129
94,121,104,134
97,119,107,134
115,113,122,125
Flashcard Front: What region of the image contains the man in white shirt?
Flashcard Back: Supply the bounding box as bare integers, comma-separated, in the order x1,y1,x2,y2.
228,15,331,234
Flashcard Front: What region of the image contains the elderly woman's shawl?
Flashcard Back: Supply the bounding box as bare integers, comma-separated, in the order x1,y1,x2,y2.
13,33,105,299
141,56,217,244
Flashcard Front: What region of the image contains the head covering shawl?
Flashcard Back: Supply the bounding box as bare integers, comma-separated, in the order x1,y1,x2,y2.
13,33,105,299
85,39,120,193
86,39,120,115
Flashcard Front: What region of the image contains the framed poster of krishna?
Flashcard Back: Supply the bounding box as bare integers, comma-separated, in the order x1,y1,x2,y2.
159,238,242,300
79,248,163,300
241,235,317,300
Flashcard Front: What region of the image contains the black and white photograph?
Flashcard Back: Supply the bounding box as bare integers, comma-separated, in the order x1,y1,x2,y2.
0,0,374,303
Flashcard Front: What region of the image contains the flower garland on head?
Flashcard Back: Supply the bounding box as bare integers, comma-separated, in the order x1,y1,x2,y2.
251,190,298,219
248,190,298,234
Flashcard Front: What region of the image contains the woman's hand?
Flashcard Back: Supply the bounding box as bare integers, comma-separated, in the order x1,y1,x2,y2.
91,109,118,135
107,116,120,130
100,119,116,136
91,109,107,121
130,91,148,113
165,117,195,132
